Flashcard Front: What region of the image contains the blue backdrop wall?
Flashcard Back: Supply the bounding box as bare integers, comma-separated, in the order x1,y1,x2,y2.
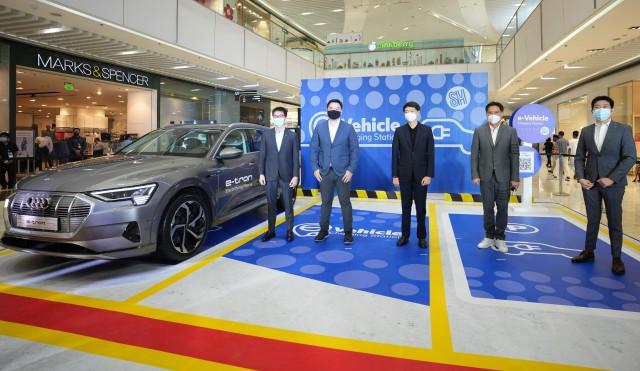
300,73,488,193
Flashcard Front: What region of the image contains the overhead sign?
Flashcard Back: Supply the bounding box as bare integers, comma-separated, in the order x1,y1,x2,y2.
63,82,74,91
368,40,415,51
510,104,556,144
326,32,362,45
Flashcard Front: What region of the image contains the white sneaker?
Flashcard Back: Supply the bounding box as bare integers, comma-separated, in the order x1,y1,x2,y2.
492,239,508,253
477,238,494,249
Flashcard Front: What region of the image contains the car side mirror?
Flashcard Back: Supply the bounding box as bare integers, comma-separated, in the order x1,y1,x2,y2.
216,147,243,160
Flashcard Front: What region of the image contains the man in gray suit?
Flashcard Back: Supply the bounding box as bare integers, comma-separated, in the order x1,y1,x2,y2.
259,106,300,242
471,101,520,253
572,96,637,275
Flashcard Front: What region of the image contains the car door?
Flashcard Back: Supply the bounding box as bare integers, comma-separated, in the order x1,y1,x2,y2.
213,129,256,216
244,128,266,203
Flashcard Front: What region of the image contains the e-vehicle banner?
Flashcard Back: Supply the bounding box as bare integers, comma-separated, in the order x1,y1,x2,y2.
300,73,488,193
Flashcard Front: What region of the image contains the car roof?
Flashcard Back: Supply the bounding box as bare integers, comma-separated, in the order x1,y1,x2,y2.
163,122,267,130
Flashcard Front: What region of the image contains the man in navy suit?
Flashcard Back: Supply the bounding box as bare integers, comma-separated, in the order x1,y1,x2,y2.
310,99,360,244
259,107,299,242
572,96,637,275
392,101,434,249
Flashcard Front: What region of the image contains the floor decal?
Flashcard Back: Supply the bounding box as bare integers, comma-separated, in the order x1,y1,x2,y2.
450,214,640,312
226,206,430,305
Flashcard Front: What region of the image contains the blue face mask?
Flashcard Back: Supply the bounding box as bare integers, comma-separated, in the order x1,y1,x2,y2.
593,108,611,122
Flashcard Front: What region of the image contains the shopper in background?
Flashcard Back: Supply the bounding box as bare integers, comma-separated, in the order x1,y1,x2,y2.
471,102,520,253
391,101,434,249
93,138,105,157
568,130,580,179
555,131,571,181
543,137,554,168
35,131,53,170
0,132,19,189
549,134,560,178
258,106,299,242
310,98,359,245
572,96,636,275
68,128,87,162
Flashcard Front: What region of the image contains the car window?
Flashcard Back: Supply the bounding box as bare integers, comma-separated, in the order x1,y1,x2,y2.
246,129,263,153
220,129,250,154
120,128,221,157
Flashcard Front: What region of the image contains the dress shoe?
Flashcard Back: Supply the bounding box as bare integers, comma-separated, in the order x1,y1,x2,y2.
418,239,428,249
314,230,329,242
261,231,275,242
477,238,494,249
612,257,626,275
491,239,508,253
344,232,353,245
396,236,409,247
571,250,595,263
286,230,294,242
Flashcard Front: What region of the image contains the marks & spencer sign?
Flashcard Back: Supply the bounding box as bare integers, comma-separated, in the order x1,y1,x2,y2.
36,53,150,87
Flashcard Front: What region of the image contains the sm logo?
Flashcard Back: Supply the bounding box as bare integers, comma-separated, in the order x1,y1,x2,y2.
446,86,471,110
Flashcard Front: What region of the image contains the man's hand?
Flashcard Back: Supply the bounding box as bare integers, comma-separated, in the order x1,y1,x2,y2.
597,177,614,188
289,176,299,188
314,169,322,182
472,178,481,185
421,176,431,186
392,177,399,187
579,178,594,190
259,174,266,186
510,181,519,190
342,170,353,183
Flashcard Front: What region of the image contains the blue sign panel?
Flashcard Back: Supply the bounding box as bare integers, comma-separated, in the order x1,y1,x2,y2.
510,104,556,144
300,73,489,193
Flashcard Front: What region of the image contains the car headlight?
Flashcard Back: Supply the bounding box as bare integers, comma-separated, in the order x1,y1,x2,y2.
89,184,157,206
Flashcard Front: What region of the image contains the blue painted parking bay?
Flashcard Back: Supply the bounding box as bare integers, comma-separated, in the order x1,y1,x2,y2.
450,214,640,312
225,206,430,305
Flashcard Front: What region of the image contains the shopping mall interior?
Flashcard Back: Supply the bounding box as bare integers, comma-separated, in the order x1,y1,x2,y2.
0,0,639,370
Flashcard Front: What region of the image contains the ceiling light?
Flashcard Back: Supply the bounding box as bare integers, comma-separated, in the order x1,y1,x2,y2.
41,104,47,107
29,99,36,102
191,88,201,92
118,100,125,103
511,97,522,100
525,87,539,90
172,65,192,69
374,5,380,9
57,97,64,101
17,80,21,84
427,10,487,39
17,71,23,74
117,95,122,98
91,102,97,104
86,96,91,99
586,48,604,52
38,109,42,112
242,83,259,88
503,34,511,37
300,12,313,15
377,35,384,40
191,96,199,100
516,93,530,96
216,76,232,80
16,87,23,90
628,26,640,30
160,82,165,85
286,95,295,99
18,105,21,108
402,27,409,31
97,91,102,95
40,26,67,34
17,110,22,113
117,50,145,56
563,64,585,69
507,102,516,104
332,9,343,12
540,75,558,80
314,22,327,26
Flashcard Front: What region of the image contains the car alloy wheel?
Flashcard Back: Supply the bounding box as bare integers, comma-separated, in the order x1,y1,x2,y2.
169,200,207,254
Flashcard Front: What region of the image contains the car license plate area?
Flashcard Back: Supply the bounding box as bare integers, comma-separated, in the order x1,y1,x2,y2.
16,215,59,232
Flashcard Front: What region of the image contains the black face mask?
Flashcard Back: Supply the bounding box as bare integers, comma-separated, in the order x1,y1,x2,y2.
73,132,79,136
327,110,341,120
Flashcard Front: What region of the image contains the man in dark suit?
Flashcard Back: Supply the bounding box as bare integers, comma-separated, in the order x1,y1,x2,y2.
471,101,520,253
572,96,637,275
259,106,300,242
391,101,434,249
310,99,359,244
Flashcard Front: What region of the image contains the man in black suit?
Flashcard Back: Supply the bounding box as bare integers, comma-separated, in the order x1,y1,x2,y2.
259,106,300,242
391,101,435,249
572,96,637,275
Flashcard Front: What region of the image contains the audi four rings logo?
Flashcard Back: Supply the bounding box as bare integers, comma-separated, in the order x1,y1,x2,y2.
26,196,51,210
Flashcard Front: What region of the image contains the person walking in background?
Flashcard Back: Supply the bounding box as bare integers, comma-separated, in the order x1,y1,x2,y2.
568,130,580,179
93,138,105,157
544,137,554,168
572,96,636,275
310,99,359,245
0,132,19,189
549,134,559,178
471,102,520,253
555,131,571,181
391,101,434,249
259,106,299,242
68,128,87,162
35,131,53,170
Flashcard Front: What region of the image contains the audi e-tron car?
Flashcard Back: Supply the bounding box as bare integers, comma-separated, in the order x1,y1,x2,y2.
1,123,281,262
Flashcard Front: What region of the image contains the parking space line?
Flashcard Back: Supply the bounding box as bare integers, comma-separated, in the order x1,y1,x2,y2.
428,203,453,353
123,198,321,304
0,250,15,257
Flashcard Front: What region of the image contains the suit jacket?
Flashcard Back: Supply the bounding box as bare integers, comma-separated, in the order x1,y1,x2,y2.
309,119,359,177
259,128,299,182
574,121,636,186
391,123,435,181
471,123,520,183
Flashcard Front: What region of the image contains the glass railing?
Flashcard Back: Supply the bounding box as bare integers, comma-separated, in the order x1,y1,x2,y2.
496,0,542,57
192,0,325,68
324,45,496,70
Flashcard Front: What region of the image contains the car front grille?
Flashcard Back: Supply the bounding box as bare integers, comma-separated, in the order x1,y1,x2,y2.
9,192,92,233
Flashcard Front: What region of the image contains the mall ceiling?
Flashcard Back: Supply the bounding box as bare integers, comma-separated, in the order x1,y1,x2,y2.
259,0,529,44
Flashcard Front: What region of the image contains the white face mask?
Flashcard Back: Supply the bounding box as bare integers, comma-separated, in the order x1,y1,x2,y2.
273,117,285,127
487,114,502,125
404,112,418,123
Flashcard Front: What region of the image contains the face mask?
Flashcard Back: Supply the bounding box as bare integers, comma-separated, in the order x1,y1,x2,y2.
0,138,7,143
73,132,79,136
327,110,341,120
404,112,418,122
593,108,611,122
487,114,502,125
273,117,285,127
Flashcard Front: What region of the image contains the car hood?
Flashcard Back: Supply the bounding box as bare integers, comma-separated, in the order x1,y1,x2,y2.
18,155,203,193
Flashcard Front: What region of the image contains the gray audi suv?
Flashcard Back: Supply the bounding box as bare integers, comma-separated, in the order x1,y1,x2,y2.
1,123,274,262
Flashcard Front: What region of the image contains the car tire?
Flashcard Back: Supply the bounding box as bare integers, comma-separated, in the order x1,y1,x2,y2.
157,192,210,262
277,186,297,211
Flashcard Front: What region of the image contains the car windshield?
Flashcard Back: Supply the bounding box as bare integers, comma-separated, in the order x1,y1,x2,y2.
119,128,222,157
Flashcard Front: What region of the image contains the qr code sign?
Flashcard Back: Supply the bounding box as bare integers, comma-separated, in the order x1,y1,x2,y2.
520,152,534,172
